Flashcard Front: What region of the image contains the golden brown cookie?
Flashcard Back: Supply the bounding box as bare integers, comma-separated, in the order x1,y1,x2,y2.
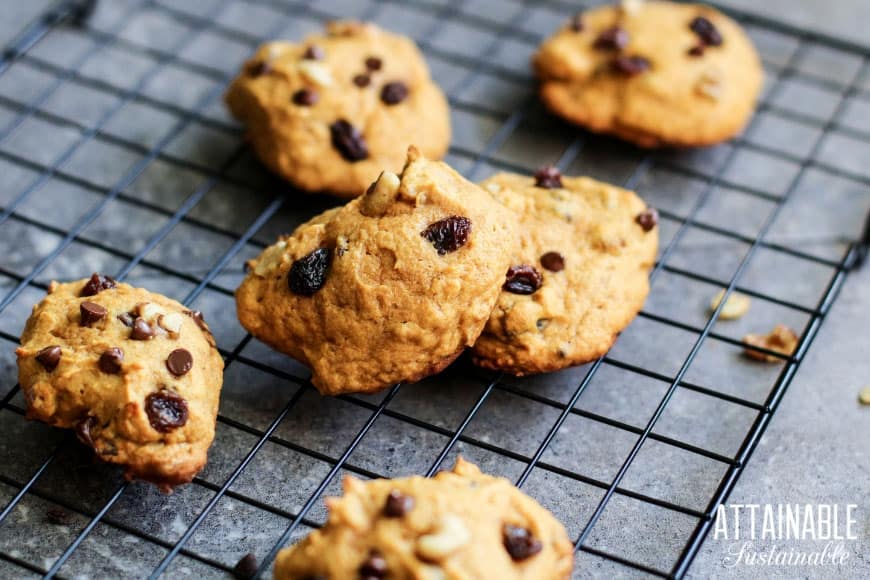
533,1,763,147
16,274,224,492
472,168,658,375
275,458,574,579
236,148,516,395
225,20,451,198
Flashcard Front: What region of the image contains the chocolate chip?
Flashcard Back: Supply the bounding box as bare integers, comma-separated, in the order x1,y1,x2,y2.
117,311,135,327
36,345,61,371
166,348,193,377
330,119,368,161
635,207,659,232
612,55,651,76
232,552,258,580
246,60,271,77
384,490,414,517
365,56,382,71
534,165,562,189
46,508,70,525
130,317,156,340
359,550,387,579
293,88,319,106
503,524,543,561
353,73,371,88
421,216,472,255
75,415,97,448
690,16,722,47
303,45,324,60
99,347,124,374
184,310,208,331
80,301,107,327
570,14,584,32
593,26,628,51
380,81,409,105
688,44,705,57
145,391,189,432
503,265,543,295
288,248,331,296
80,272,116,297
540,252,565,272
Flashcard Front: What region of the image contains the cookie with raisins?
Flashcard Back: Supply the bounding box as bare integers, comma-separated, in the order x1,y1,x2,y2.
16,276,223,492
225,21,450,198
534,1,762,147
236,148,515,395
275,458,573,579
472,168,658,375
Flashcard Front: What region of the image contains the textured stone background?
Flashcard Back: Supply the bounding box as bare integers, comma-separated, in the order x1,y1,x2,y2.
0,0,867,578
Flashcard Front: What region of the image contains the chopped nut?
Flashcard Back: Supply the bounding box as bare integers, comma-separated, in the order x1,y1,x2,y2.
298,60,333,87
743,325,798,362
158,312,184,335
695,68,723,100
253,241,288,276
360,171,400,217
137,302,164,321
416,514,471,561
858,387,870,406
710,290,750,320
621,0,644,16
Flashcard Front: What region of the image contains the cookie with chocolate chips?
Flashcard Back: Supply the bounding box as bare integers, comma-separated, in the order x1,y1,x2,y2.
534,1,762,147
472,169,658,375
274,457,573,580
16,275,223,492
235,148,515,395
225,20,450,198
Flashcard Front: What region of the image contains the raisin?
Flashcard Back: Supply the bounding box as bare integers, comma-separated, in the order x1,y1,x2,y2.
534,166,562,189
421,216,472,255
330,119,368,162
540,252,565,272
353,74,371,87
690,16,722,46
635,208,659,232
612,55,651,76
81,272,116,297
688,44,705,57
384,490,414,517
593,26,628,51
145,391,189,432
288,248,331,296
503,265,543,295
503,524,543,561
380,81,409,105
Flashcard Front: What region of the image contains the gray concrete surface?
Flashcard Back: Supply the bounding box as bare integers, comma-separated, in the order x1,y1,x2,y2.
0,0,867,578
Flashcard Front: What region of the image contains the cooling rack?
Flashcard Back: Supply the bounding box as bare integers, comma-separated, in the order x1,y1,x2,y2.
0,0,868,577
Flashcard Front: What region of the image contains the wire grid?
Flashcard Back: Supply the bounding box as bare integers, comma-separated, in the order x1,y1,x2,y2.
0,0,867,577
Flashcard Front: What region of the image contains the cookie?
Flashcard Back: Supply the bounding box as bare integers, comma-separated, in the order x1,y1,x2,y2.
472,168,658,375
275,458,574,579
235,148,515,395
533,1,763,147
225,20,451,198
16,274,224,492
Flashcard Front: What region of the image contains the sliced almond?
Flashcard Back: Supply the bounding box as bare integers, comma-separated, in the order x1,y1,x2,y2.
298,61,333,87
710,290,751,320
137,302,164,321
158,312,184,335
695,68,723,101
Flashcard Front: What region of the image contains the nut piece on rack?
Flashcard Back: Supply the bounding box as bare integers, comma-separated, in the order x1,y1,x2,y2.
273,458,574,579
225,20,450,198
235,149,516,395
742,324,798,362
709,289,750,320
16,275,223,492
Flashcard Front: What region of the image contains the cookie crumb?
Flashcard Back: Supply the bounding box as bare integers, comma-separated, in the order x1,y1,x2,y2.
710,289,750,320
743,325,798,362
859,387,870,406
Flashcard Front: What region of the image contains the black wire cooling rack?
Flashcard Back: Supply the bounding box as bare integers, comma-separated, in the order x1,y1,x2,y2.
0,0,868,578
